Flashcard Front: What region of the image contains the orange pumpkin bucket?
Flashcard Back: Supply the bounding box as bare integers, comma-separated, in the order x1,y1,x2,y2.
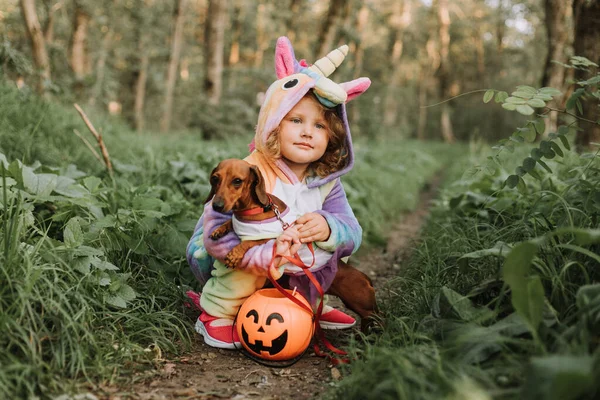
237,288,314,361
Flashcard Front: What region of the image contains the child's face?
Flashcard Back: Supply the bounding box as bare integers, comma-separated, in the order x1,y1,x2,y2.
278,96,330,177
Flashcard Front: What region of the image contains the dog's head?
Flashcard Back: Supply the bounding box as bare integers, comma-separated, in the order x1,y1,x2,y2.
205,159,269,213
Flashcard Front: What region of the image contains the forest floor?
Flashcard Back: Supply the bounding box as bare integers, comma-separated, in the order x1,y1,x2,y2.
96,176,442,400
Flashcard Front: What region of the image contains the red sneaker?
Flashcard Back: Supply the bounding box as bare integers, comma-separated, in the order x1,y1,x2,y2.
319,305,356,329
195,311,241,349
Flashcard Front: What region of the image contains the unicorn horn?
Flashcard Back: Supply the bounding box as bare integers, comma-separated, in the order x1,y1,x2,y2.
308,45,349,77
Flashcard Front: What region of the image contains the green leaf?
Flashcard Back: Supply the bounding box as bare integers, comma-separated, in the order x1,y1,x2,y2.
64,218,84,248
527,98,546,108
557,125,570,135
503,241,538,286
459,242,511,260
83,176,102,192
483,89,494,103
527,169,543,181
506,175,519,188
576,284,600,310
533,119,545,135
522,157,536,172
550,141,564,157
438,286,492,322
72,246,104,257
23,169,57,197
533,93,553,101
512,90,534,99
516,85,537,94
522,355,595,400
538,87,562,96
570,56,598,68
73,256,92,274
522,125,537,142
118,284,137,301
517,177,527,194
505,97,527,105
503,241,544,333
105,295,127,308
516,105,535,115
558,135,570,150
576,99,583,115
577,75,600,85
98,276,111,286
91,258,119,271
495,91,508,103
502,103,516,111
566,88,585,110
531,148,543,160
537,159,553,173
515,166,526,176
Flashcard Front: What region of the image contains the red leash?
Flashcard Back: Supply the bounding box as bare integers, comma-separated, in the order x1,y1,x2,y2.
267,242,350,365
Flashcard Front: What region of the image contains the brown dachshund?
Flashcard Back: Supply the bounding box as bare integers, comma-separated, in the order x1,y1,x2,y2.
205,158,377,331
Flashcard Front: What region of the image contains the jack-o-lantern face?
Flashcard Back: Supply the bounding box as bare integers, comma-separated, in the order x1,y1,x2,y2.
237,289,314,361
241,310,288,356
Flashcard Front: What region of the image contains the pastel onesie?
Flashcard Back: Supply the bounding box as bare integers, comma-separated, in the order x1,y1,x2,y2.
185,36,371,319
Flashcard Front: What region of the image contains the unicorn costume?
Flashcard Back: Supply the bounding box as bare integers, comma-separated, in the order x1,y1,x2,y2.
186,37,370,319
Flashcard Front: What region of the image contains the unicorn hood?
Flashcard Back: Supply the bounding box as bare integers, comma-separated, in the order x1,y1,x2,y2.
250,36,371,189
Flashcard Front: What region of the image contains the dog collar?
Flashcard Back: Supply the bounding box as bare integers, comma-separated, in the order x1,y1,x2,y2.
234,194,274,217
235,204,272,216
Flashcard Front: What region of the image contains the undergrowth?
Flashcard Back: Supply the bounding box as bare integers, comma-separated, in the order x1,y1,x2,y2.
333,60,600,400
0,81,449,398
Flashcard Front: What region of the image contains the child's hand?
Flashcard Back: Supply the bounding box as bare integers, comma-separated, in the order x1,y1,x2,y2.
295,213,331,243
275,226,301,265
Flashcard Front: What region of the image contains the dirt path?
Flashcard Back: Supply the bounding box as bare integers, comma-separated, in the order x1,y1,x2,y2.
99,176,441,400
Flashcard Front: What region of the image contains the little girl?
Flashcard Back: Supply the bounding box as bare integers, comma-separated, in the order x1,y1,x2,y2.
186,37,371,349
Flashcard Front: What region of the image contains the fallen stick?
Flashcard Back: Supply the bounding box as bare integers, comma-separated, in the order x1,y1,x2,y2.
72,129,102,163
73,103,113,176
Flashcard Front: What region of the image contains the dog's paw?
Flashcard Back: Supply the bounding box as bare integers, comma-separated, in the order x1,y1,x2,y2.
209,227,228,240
225,249,244,269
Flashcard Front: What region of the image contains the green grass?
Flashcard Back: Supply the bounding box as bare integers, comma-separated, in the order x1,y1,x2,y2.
0,82,452,397
331,140,600,399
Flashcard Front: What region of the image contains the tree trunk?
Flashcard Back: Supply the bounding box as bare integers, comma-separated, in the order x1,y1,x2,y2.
436,0,454,143
314,0,344,57
20,0,51,94
160,0,188,133
42,0,60,44
228,0,243,66
134,33,150,132
70,1,90,82
352,3,370,78
254,1,267,67
383,0,411,127
542,0,572,135
204,0,227,105
418,38,439,141
473,25,485,82
573,0,600,151
89,28,113,105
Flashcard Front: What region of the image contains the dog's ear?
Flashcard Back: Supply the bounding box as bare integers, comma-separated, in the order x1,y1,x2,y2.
250,165,269,206
204,165,218,204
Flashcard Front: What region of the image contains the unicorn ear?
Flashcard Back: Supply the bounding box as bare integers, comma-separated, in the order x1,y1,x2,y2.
340,78,371,102
274,37,299,79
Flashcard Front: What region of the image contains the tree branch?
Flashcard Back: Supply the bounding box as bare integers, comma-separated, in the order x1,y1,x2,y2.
73,103,113,176
545,107,599,125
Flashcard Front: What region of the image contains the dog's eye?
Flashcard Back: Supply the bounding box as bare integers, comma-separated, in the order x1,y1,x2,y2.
232,178,243,187
210,176,219,185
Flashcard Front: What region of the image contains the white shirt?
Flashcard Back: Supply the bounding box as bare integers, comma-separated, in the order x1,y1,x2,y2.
232,178,333,273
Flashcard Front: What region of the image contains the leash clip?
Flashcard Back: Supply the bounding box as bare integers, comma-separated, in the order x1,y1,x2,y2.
272,204,290,230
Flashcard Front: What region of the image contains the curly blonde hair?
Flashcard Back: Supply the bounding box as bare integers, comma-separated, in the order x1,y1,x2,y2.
263,92,348,178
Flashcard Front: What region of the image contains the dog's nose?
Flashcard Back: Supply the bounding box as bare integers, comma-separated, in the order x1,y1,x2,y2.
212,197,225,212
